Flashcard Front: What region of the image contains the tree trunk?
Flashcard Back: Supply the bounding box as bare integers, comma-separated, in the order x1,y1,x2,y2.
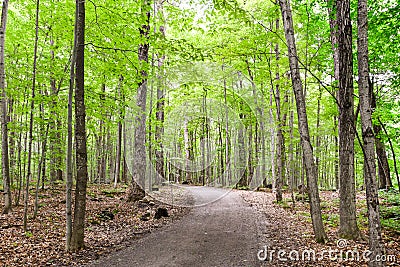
333,116,339,190
273,20,285,202
114,75,124,188
268,75,276,189
23,0,40,231
335,0,361,240
155,58,165,183
223,63,230,186
0,0,11,214
378,118,400,190
128,0,150,201
236,116,247,188
154,1,166,187
49,38,63,185
66,1,78,251
288,95,295,205
70,0,89,251
357,0,384,264
371,90,392,189
183,117,192,182
375,132,392,189
278,0,328,243
315,87,322,182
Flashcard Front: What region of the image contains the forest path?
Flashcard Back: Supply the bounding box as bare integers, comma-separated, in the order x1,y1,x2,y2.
89,186,265,267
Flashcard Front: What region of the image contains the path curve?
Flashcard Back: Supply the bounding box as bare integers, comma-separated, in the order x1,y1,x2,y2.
88,186,265,267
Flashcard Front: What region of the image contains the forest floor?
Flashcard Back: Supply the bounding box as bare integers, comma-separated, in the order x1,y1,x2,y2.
240,190,400,266
0,184,190,266
1,186,399,266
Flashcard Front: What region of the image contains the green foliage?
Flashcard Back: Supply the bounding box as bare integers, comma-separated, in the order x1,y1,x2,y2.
322,213,339,227
101,187,126,198
25,231,34,238
277,199,292,209
379,191,400,233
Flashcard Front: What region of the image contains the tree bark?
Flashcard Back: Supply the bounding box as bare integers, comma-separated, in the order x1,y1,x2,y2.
114,75,124,188
378,118,400,190
49,38,63,185
128,0,150,201
278,0,328,243
336,0,361,240
375,133,392,189
66,2,78,251
273,18,285,202
70,0,89,251
23,0,40,231
155,24,165,184
357,0,385,264
0,0,11,214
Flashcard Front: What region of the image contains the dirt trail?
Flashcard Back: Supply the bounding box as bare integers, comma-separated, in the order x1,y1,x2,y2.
88,186,265,267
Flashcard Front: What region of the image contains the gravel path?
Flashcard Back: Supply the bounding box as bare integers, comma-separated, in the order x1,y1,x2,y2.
88,186,265,267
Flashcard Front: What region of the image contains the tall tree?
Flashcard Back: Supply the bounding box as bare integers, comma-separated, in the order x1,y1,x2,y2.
154,4,166,184
278,0,328,243
70,0,88,251
128,0,151,201
114,75,124,188
274,17,284,202
155,52,165,182
357,0,384,264
0,0,11,214
23,0,40,231
66,1,78,251
336,0,361,240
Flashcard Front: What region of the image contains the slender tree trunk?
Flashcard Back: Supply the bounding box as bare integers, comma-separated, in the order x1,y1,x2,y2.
328,0,340,192
201,90,207,186
183,117,191,182
289,95,295,205
223,64,230,186
236,115,247,188
336,0,361,240
128,0,150,201
66,3,78,251
315,87,322,180
8,99,15,188
23,0,40,231
333,116,339,190
49,38,63,184
378,118,400,190
70,0,88,251
269,77,276,189
357,0,384,264
155,56,165,183
371,90,392,189
278,0,328,243
0,0,11,214
114,76,123,188
375,132,392,189
247,123,254,185
154,1,166,187
273,21,284,202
